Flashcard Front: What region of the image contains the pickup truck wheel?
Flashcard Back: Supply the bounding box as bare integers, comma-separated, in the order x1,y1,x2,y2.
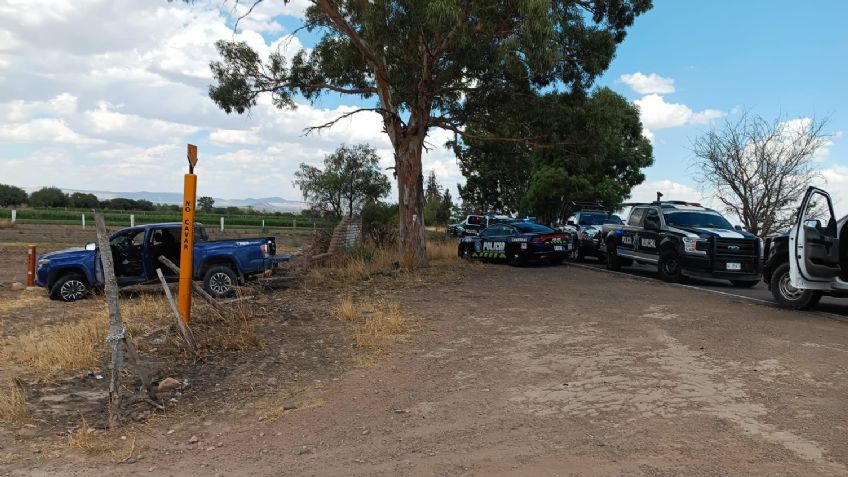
50,273,90,302
606,244,621,271
730,279,760,288
203,266,237,299
658,250,683,283
770,262,822,309
575,246,586,262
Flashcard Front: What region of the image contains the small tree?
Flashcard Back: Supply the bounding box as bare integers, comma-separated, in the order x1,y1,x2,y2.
29,187,67,208
692,113,828,237
294,144,391,219
198,196,215,213
68,192,99,209
0,184,28,208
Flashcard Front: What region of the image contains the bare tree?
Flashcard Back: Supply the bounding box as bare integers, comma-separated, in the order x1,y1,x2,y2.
692,113,829,237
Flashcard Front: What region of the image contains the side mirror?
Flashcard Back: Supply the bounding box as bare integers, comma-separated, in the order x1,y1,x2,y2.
734,225,743,231
803,219,822,230
85,242,96,251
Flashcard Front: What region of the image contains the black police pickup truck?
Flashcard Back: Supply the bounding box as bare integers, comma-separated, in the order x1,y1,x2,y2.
602,201,762,286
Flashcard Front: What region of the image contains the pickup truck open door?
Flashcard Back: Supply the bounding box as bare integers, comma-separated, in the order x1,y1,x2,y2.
790,187,842,288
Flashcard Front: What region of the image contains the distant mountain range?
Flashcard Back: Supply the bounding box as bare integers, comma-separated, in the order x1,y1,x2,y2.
26,187,309,213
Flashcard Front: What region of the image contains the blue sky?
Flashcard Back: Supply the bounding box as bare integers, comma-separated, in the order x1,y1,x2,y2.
596,1,848,204
0,0,846,209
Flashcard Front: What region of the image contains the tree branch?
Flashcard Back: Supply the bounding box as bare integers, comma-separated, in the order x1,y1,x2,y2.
303,108,394,135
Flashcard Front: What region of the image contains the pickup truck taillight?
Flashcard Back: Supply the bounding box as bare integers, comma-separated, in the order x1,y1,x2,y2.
260,243,270,257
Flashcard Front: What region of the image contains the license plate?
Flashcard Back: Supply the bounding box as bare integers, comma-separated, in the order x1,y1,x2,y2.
726,262,741,271
554,246,564,251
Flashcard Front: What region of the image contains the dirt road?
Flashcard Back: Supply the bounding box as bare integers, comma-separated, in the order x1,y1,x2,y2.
14,263,848,476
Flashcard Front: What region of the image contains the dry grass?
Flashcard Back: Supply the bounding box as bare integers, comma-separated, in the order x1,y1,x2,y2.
64,417,138,460
333,295,416,363
334,294,357,321
1,293,173,381
8,315,107,381
305,238,461,288
0,378,29,422
65,417,101,451
426,239,459,262
0,219,14,229
196,287,260,351
262,397,325,421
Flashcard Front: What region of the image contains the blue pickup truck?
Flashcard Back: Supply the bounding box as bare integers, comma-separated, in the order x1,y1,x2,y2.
35,223,282,301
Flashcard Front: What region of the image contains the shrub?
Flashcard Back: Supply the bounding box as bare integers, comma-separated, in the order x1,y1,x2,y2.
361,201,398,248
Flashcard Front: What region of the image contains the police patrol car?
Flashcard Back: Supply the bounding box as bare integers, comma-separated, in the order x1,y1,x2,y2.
601,201,762,286
458,222,572,266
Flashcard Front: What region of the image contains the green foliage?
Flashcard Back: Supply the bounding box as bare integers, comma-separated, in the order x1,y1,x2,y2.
68,192,99,209
361,201,399,247
459,87,653,223
206,0,652,261
0,184,28,208
294,144,391,219
198,196,215,213
28,187,67,208
422,172,453,226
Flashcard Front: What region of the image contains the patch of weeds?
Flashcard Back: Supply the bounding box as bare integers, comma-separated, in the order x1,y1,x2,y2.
0,378,29,422
332,296,416,363
195,288,261,351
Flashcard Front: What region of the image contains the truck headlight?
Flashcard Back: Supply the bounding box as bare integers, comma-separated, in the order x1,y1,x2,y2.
682,237,708,255
37,258,50,267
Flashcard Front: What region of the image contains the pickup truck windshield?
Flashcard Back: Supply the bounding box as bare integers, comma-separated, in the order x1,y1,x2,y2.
513,223,555,233
578,214,607,226
663,211,734,229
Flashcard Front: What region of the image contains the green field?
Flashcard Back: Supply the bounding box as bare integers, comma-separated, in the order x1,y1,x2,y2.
0,208,336,229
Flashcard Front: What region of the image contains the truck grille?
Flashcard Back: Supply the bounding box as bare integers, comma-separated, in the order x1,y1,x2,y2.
714,238,758,257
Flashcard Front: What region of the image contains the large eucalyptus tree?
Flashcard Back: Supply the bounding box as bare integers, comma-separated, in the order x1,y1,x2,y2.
206,0,652,266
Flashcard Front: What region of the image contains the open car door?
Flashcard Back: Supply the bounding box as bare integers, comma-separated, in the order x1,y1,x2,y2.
790,187,841,287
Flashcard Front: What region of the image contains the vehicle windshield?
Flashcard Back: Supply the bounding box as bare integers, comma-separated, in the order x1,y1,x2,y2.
663,210,734,229
577,213,607,226
513,223,555,234
605,215,623,225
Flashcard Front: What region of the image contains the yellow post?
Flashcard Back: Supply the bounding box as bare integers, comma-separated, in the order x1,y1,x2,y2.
178,144,198,324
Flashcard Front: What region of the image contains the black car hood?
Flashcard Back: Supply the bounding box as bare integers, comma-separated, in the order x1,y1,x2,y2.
670,225,758,240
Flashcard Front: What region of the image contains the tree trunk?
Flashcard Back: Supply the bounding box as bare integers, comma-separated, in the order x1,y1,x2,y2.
395,138,427,268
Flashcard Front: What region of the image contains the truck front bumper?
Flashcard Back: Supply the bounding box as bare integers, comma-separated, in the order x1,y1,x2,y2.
680,255,762,281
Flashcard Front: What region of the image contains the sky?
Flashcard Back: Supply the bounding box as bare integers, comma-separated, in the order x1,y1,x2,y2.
0,1,846,212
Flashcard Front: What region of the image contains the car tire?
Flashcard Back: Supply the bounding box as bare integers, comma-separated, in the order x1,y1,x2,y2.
459,245,472,260
549,256,565,265
606,243,621,271
203,265,238,299
658,250,683,283
730,279,760,288
507,250,526,267
575,246,585,262
50,273,90,302
770,262,822,310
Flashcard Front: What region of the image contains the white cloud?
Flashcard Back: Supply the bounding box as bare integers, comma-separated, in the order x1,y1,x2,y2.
820,165,848,211
618,72,676,95
635,94,725,135
209,128,260,146
0,93,78,121
0,118,102,145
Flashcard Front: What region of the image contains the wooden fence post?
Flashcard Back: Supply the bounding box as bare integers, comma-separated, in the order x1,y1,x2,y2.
95,214,125,429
